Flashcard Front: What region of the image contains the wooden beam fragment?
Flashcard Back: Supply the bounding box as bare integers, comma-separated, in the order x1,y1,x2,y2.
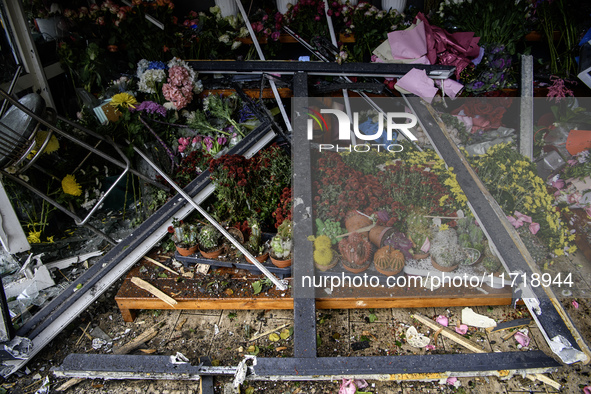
412,313,485,353
131,277,178,307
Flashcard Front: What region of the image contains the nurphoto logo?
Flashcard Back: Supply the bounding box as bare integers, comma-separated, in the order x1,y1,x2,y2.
306,108,418,152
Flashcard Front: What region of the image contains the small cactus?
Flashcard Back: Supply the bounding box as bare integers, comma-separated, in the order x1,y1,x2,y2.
271,220,292,259
198,224,221,251
374,245,405,274
405,210,431,250
247,217,264,255
338,233,372,268
457,216,485,252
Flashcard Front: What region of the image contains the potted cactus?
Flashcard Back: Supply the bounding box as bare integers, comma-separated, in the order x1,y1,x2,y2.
338,232,373,273
429,227,467,272
169,218,199,256
270,220,293,268
373,245,405,276
245,217,269,264
198,224,223,259
405,210,431,259
312,235,338,272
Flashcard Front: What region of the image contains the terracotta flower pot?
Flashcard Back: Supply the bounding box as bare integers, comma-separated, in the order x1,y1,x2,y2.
246,252,269,265
344,211,373,238
270,255,292,268
369,225,394,248
431,256,458,272
314,253,339,272
199,246,223,259
225,227,244,244
176,244,198,257
375,265,403,276
342,259,370,274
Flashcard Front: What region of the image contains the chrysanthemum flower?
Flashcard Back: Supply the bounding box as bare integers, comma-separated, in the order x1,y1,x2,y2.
110,92,137,109
62,174,82,196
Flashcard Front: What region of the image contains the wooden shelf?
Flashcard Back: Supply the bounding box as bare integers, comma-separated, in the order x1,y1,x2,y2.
115,261,512,322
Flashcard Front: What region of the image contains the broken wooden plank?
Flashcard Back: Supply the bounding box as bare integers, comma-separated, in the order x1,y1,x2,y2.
529,373,561,390
487,318,531,333
143,256,179,276
130,277,177,307
412,313,485,353
248,323,291,342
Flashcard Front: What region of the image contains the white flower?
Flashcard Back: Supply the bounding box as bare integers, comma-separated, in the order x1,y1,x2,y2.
136,59,149,78
226,15,238,29
218,34,230,44
193,80,203,94
231,41,242,50
4,166,16,174
163,102,177,111
18,174,29,182
138,69,166,94
238,27,249,38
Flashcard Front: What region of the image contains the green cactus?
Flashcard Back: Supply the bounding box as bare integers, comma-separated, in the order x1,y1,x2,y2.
457,216,485,252
482,256,502,273
198,224,221,251
374,246,405,273
405,210,431,250
247,217,264,255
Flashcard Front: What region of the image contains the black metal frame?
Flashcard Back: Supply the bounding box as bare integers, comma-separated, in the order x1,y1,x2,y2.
10,60,586,382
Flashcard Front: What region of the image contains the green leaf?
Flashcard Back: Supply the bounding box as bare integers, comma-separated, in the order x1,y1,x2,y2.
280,328,291,340
252,281,262,295
158,273,168,278
368,313,377,323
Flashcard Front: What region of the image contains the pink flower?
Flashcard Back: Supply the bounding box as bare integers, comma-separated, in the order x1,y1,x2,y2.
436,315,448,327
514,211,532,224
455,324,468,335
217,136,227,145
573,300,579,309
568,159,578,166
447,377,458,386
252,22,264,33
551,178,565,190
271,31,280,41
425,344,436,350
514,332,530,347
529,222,540,235
507,215,523,228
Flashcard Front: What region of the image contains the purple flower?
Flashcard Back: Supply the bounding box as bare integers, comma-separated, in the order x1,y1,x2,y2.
271,31,281,41
492,57,505,69
132,101,167,117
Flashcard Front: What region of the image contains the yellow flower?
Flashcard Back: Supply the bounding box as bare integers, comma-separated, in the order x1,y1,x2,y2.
62,174,82,196
554,248,564,256
110,93,137,109
35,131,59,154
439,224,449,231
568,246,577,254
27,230,41,244
439,195,449,206
46,236,54,243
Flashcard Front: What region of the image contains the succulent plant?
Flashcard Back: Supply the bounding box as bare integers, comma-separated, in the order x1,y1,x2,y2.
482,256,502,273
338,232,372,268
315,218,344,245
374,245,405,273
247,217,265,255
169,218,199,249
405,210,431,252
430,227,467,268
271,220,292,260
198,224,221,251
456,216,485,253
382,231,413,259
